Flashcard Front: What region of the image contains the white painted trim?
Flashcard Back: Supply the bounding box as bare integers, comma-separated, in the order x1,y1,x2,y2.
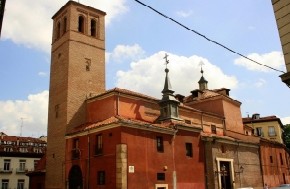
155,183,168,189
216,157,235,189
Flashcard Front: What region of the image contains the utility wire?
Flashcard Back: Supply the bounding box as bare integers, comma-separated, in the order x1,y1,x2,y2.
134,0,286,74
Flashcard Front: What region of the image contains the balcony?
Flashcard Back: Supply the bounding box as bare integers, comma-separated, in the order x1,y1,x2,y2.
268,132,277,137
95,147,103,156
16,168,28,174
71,148,80,159
0,168,13,173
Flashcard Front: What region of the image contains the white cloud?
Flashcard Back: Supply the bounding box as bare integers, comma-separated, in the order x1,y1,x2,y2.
2,0,128,53
0,91,48,137
254,78,266,88
38,72,47,77
116,51,238,98
234,51,285,72
281,116,290,125
109,44,146,63
176,10,193,18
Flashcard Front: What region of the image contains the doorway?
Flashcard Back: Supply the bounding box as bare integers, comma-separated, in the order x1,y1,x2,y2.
68,165,83,189
219,161,232,189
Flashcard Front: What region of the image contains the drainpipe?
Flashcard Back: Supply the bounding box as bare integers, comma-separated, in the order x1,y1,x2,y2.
87,132,90,189
116,92,120,116
172,127,178,189
201,112,204,130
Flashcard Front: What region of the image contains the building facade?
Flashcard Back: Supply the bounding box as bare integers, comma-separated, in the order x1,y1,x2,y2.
45,1,290,189
243,113,284,144
272,0,290,87
46,1,106,188
0,133,46,189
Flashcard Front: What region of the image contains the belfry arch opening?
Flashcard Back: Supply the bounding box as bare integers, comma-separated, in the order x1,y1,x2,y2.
78,15,85,33
90,19,97,37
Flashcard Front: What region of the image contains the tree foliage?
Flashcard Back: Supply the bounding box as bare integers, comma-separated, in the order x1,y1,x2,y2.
282,124,290,149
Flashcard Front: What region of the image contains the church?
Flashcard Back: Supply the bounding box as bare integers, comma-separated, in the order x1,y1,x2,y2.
44,1,290,189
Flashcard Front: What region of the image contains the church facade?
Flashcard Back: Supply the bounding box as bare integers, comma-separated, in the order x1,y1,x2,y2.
45,1,290,189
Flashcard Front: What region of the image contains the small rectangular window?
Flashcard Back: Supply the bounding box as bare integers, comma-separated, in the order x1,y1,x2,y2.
280,153,284,165
156,136,164,152
157,173,165,181
268,126,276,136
211,125,217,134
270,155,273,163
256,127,263,136
55,104,59,118
4,159,10,171
97,171,105,185
95,134,103,155
185,143,193,157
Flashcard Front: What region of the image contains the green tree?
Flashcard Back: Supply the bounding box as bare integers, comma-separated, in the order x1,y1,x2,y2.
282,124,290,149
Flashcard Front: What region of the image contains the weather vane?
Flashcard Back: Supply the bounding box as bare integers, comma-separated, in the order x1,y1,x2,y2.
164,53,169,69
199,61,205,75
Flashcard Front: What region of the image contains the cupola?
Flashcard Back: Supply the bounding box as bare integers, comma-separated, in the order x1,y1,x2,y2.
158,54,181,121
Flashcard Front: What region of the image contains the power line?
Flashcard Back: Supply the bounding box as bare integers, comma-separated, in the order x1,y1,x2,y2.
134,0,286,74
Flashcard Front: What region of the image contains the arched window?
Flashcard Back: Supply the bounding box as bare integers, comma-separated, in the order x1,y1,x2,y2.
56,21,61,39
78,15,84,33
63,17,67,35
90,19,97,37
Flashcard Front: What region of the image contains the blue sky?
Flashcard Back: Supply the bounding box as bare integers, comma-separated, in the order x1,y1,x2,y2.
0,0,289,137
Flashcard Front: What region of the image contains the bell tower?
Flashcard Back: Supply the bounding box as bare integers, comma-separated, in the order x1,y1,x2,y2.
46,1,106,188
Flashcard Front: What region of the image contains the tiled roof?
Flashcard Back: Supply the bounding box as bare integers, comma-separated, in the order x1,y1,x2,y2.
0,135,46,143
67,115,202,136
183,89,239,104
88,87,159,101
243,115,282,125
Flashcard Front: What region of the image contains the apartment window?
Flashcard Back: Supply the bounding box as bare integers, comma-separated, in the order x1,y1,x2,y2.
156,136,164,152
1,179,9,189
280,153,284,165
211,125,217,134
19,160,26,172
268,126,276,136
185,143,193,157
34,160,39,169
270,155,273,163
157,173,165,181
97,171,105,185
4,159,11,171
256,127,263,136
95,134,103,155
17,179,24,189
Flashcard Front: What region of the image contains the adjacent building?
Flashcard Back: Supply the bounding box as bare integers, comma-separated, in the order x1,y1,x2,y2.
272,0,290,87
243,113,284,144
0,132,46,189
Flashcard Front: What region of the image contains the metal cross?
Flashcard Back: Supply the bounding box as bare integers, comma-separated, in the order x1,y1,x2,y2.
164,53,169,68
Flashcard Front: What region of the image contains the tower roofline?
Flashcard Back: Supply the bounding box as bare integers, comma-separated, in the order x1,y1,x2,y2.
52,0,106,19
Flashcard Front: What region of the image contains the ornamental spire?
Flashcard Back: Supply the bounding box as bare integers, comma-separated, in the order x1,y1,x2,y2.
198,61,208,90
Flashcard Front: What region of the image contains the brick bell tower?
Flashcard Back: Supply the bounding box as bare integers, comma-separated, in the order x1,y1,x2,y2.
46,1,106,188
